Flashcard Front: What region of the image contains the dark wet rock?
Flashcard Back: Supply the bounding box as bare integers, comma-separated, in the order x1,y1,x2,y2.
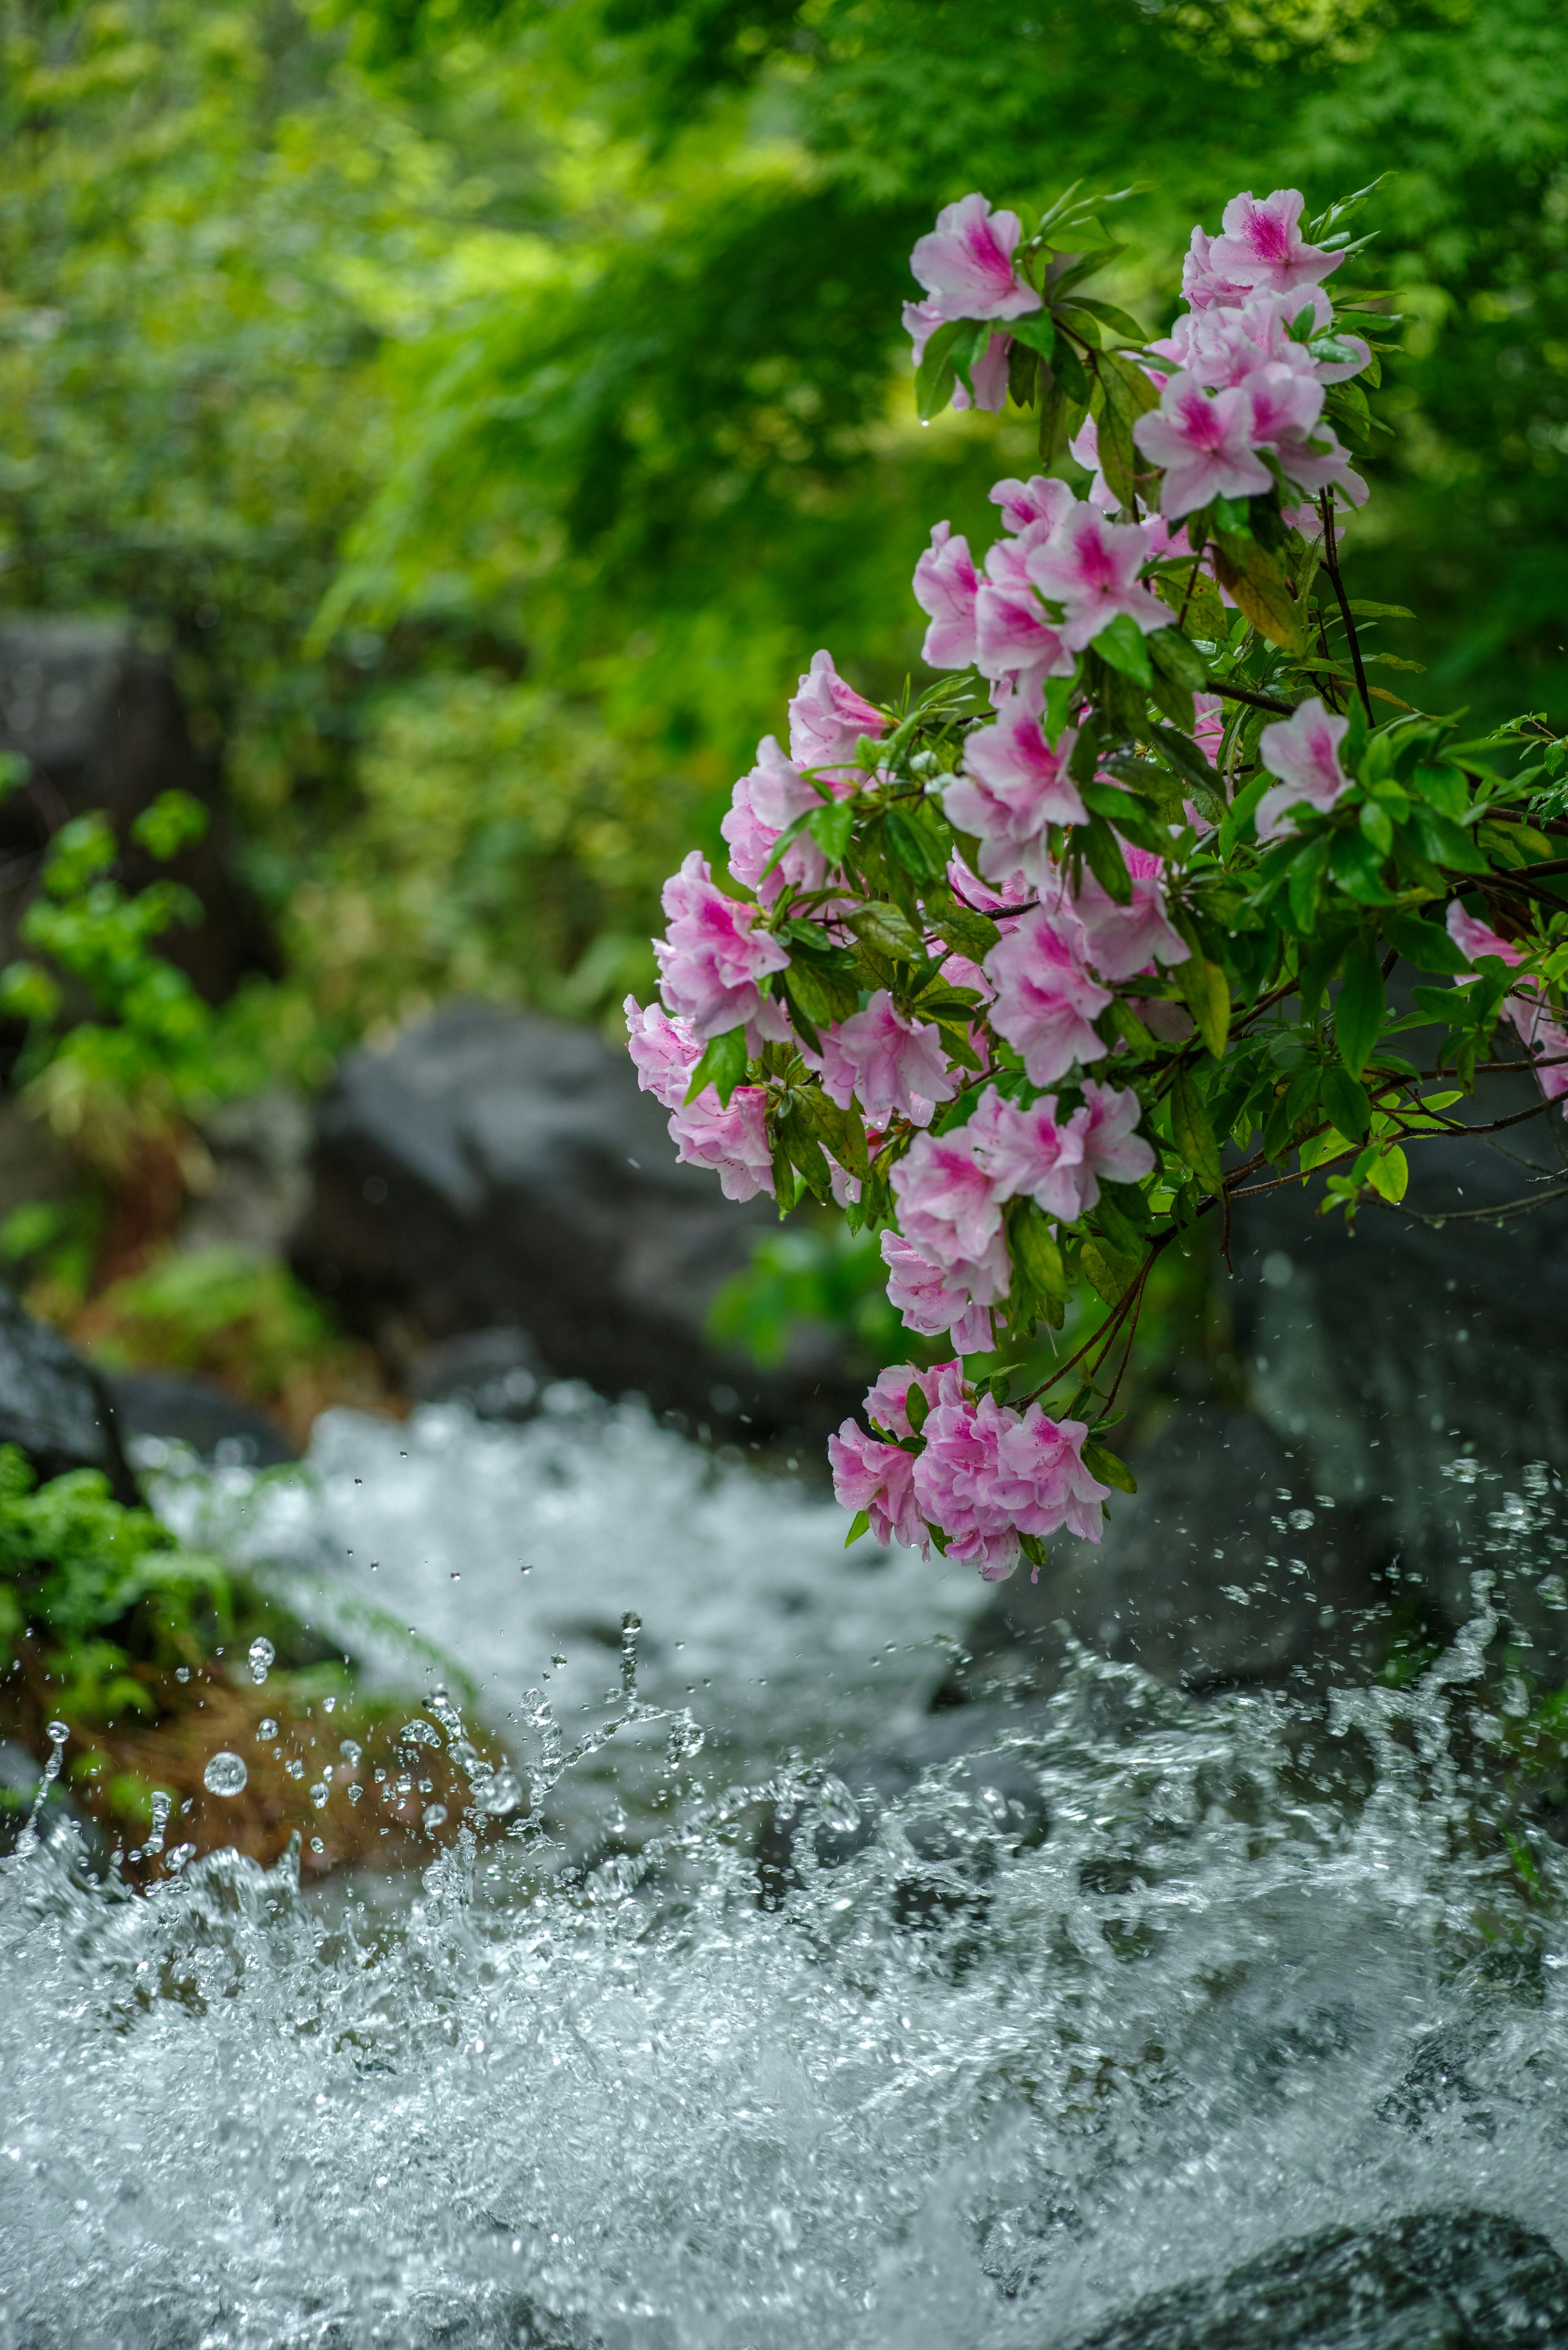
0,615,276,1006
406,1327,550,1423
295,1000,862,1441
939,1403,1385,1708
108,1371,296,1468
177,1088,312,1260
1059,2206,1568,2350
0,1282,137,1501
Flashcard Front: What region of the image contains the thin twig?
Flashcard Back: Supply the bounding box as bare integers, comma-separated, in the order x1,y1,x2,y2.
1318,491,1372,722
1209,680,1295,718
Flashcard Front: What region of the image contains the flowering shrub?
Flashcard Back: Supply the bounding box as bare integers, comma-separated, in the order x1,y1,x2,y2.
628,178,1568,1577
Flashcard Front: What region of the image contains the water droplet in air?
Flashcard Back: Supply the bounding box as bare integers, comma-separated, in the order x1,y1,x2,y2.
423,1803,448,1831
146,1790,171,1855
46,1720,68,1743
247,1637,275,1683
475,1768,522,1817
258,1717,278,1740
339,1739,362,1766
310,1781,331,1808
204,1752,248,1797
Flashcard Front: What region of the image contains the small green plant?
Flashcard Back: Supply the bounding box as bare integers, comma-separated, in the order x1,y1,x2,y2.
0,1443,237,1718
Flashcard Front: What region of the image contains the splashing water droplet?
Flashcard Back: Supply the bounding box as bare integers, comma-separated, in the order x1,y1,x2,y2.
203,1752,248,1797
423,1802,448,1831
146,1790,171,1855
339,1738,362,1766
248,1637,276,1684
310,1781,331,1809
474,1768,521,1817
46,1720,68,1744
258,1717,278,1740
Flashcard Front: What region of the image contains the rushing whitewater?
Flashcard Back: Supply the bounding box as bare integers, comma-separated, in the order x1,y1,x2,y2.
4,1398,1568,2349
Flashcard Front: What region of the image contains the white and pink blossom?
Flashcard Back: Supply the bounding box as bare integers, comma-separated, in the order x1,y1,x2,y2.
889,1127,1005,1266
817,990,959,1128
1076,1078,1158,1203
1253,697,1353,841
654,852,793,1042
984,907,1113,1084
880,1230,1000,1354
944,705,1086,887
1133,375,1272,522
1208,189,1344,298
1072,844,1191,983
913,521,980,670
1026,507,1170,652
969,1085,1089,1220
788,650,886,779
909,194,1044,324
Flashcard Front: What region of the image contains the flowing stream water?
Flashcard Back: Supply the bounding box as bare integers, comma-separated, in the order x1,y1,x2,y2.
4,1389,1568,2349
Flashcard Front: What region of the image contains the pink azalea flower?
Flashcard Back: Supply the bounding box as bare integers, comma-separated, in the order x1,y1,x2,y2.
938,947,994,1007
817,990,959,1127
953,328,1013,412
1071,849,1191,983
986,1407,1109,1543
909,193,1044,324
1446,903,1522,966
984,907,1112,1084
968,1084,1089,1220
948,852,1034,919
1208,188,1345,298
1026,506,1171,652
668,1084,775,1203
1076,1078,1158,1204
654,851,793,1041
1133,375,1273,522
1067,416,1120,513
788,650,886,779
911,1391,1021,1578
901,299,947,365
624,994,701,1111
880,1231,1000,1353
944,705,1087,887
889,1127,1005,1266
913,522,980,670
1253,697,1352,841
1181,225,1256,312
1509,995,1568,1107
827,1422,927,1552
989,475,1078,535
1194,693,1226,764
862,1358,961,1439
973,577,1071,685
721,735,828,903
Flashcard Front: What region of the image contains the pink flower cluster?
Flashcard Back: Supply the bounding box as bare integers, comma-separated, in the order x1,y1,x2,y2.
720,650,886,905
1134,190,1369,526
902,195,1042,414
882,1079,1155,1350
828,1360,1111,1579
1252,697,1353,841
1446,905,1568,1113
624,996,775,1201
653,853,793,1047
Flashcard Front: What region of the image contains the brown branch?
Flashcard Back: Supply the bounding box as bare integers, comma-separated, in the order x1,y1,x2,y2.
1209,680,1295,718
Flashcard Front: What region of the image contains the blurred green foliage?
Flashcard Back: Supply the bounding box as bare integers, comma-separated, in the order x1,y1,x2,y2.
1,0,1565,1057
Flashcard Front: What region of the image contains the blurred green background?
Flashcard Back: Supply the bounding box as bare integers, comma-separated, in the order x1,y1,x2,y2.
0,0,1565,1394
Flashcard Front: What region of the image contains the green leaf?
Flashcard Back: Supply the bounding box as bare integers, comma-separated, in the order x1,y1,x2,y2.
1008,313,1059,365
925,899,1000,962
905,1380,929,1435
1065,296,1148,344
1171,1063,1225,1196
1287,834,1332,932
1380,909,1469,973
1011,1211,1067,1300
1082,1439,1137,1494
1147,629,1209,692
1219,769,1275,854
915,318,965,421
1336,937,1385,1078
1209,536,1307,655
1079,814,1132,905
1081,1238,1139,1307
1171,951,1231,1059
1319,1064,1371,1142
1366,1144,1408,1204
1090,350,1159,511
1093,611,1154,686
848,901,925,961
684,1026,749,1108
883,806,944,882
1407,803,1487,874
843,1509,872,1550
806,799,855,866
1410,763,1470,821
